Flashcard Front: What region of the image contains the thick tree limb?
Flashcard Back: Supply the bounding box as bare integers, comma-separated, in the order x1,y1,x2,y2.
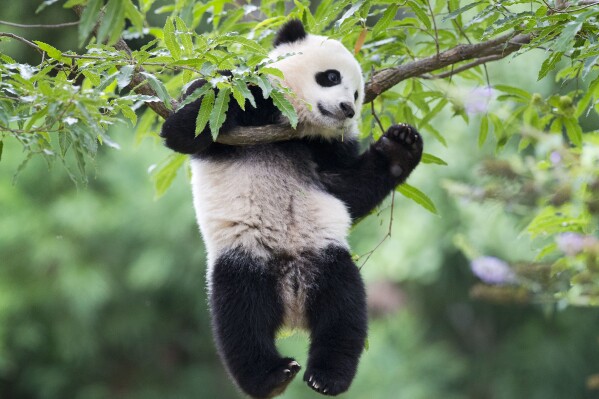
71,5,531,146
363,32,531,103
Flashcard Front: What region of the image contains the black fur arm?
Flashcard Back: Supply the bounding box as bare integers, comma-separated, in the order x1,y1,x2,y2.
314,124,423,221
160,79,212,154
160,76,281,155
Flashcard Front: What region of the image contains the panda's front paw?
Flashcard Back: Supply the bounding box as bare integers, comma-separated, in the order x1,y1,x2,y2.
374,123,423,179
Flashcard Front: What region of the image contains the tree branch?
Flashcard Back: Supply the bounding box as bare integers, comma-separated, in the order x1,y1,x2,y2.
0,20,79,29
71,5,176,120
0,32,44,54
363,32,531,103
70,5,531,146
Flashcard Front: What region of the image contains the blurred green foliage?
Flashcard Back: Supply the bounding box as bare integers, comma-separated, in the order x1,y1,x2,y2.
1,0,599,399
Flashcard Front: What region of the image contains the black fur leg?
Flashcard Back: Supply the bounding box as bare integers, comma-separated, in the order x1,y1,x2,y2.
210,250,300,399
303,246,367,396
373,123,423,180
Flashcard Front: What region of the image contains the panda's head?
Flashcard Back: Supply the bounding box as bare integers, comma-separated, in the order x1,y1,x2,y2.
268,20,364,138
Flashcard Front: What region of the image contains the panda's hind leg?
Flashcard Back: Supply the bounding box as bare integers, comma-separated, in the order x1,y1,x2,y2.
210,249,300,399
304,246,367,396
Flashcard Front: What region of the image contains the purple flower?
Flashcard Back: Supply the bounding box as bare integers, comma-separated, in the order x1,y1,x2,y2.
470,256,516,284
465,86,495,115
550,151,562,165
556,233,596,256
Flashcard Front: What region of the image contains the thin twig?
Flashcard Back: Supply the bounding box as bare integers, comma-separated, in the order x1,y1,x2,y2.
0,20,79,29
0,32,43,54
422,54,505,79
425,0,440,57
370,101,386,135
359,190,396,269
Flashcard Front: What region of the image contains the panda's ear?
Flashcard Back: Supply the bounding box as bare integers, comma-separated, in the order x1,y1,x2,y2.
273,19,307,47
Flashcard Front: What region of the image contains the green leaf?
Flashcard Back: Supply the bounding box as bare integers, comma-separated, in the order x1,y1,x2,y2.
494,85,531,101
562,117,583,147
195,89,214,136
407,0,432,30
421,153,447,166
270,89,298,128
0,140,3,162
335,0,364,28
231,85,247,110
526,206,588,238
116,65,134,90
124,0,144,32
164,17,181,60
442,1,483,22
175,17,193,55
119,105,137,126
538,52,563,81
397,183,438,214
260,67,284,80
372,4,399,38
419,98,446,126
140,72,172,110
249,75,273,99
478,114,489,147
233,80,256,109
33,41,63,61
63,0,87,7
220,36,267,56
179,84,211,108
97,0,125,45
151,153,187,199
209,88,231,140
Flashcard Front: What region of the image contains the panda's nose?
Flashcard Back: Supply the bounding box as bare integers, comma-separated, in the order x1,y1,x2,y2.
339,102,355,118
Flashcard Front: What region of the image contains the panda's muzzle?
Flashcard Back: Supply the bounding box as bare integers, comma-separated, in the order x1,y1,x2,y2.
317,102,355,120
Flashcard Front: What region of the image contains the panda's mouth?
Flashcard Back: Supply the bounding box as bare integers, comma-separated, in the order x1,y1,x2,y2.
317,103,335,118
317,102,345,121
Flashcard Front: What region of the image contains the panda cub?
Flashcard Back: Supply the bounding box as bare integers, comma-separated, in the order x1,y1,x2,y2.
161,20,423,398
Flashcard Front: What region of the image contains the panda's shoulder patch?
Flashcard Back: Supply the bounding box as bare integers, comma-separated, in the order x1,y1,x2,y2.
273,19,307,47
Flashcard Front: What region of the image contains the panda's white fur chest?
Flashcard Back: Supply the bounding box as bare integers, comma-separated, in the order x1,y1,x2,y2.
189,145,351,328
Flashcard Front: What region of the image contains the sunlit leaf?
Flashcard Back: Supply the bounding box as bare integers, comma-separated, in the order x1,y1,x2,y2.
209,87,231,140
397,183,438,214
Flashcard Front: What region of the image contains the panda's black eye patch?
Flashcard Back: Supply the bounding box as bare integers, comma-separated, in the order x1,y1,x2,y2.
315,69,341,87
354,90,358,101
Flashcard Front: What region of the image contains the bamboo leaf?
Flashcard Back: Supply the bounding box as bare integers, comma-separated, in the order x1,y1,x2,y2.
397,183,438,214
209,87,231,140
